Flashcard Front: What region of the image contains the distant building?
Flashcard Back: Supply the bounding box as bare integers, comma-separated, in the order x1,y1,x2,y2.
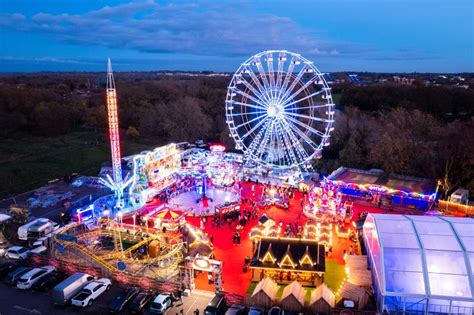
393,76,415,85
326,167,437,210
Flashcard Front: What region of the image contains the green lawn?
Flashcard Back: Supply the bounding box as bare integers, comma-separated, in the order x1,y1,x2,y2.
0,129,158,198
325,259,346,296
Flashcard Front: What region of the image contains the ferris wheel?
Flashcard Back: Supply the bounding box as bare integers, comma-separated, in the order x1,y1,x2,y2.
225,50,335,170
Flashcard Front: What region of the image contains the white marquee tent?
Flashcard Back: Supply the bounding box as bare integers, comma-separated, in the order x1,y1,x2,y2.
363,214,473,314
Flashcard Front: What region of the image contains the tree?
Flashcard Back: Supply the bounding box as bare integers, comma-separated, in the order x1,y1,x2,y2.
126,126,140,141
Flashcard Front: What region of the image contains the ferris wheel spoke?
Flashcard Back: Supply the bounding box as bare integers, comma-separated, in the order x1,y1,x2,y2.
254,57,272,98
265,53,276,97
278,64,308,102
231,88,269,108
247,119,271,158
282,116,321,148
283,114,326,138
279,118,311,162
228,110,267,117
275,53,286,90
276,120,301,166
244,66,271,102
238,77,270,106
240,116,269,141
291,103,335,111
256,120,274,161
279,57,296,95
280,78,321,107
285,112,334,124
227,100,267,111
282,89,325,108
234,113,268,130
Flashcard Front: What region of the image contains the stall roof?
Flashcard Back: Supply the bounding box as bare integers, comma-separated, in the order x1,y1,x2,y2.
328,167,435,195
250,237,325,273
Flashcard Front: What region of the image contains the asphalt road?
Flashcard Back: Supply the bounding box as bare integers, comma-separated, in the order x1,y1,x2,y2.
0,281,214,315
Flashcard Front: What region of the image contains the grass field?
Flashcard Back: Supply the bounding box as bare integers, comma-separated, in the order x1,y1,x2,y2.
325,259,346,296
0,129,158,199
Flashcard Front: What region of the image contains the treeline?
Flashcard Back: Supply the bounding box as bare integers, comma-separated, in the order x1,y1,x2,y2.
337,83,474,120
0,74,472,196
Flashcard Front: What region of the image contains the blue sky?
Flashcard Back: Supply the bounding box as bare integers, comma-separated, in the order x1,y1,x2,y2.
0,0,472,72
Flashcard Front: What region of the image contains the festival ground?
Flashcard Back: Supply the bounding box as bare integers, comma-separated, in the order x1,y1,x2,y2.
130,181,410,298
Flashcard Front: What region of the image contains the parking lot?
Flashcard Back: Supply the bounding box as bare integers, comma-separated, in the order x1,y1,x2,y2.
0,279,214,315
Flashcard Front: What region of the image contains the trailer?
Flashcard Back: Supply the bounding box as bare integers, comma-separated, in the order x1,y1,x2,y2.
17,218,59,241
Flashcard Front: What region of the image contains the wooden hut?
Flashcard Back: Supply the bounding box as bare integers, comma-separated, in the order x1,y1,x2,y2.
280,281,305,312
250,237,325,287
250,277,278,309
338,280,370,310
345,255,372,287
310,283,335,314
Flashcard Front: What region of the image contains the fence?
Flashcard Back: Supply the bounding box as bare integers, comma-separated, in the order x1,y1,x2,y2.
28,253,180,293
438,200,473,216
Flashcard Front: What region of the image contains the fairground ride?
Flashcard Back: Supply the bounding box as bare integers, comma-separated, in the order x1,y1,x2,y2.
225,50,335,172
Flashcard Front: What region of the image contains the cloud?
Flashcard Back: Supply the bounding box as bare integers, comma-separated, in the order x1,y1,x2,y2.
0,0,342,58
0,56,99,65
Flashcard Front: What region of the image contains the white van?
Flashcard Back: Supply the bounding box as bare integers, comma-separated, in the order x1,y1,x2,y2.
450,188,469,205
52,273,95,305
17,265,55,290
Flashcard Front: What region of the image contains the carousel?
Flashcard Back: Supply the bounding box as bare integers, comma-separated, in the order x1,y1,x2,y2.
303,185,350,223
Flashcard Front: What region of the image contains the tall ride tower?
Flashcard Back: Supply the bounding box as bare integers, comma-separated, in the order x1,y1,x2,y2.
100,59,132,209
106,59,122,186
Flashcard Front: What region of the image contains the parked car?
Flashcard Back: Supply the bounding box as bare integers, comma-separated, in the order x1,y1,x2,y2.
4,246,29,260
52,272,95,305
203,294,227,315
268,306,282,315
17,265,55,289
108,287,140,313
71,278,111,307
29,245,48,256
32,272,67,291
225,304,248,315
0,262,20,280
5,266,32,286
149,293,173,314
249,306,265,315
128,291,154,313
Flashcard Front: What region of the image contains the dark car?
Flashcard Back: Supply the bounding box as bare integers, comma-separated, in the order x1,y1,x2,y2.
225,304,248,315
204,294,227,315
108,287,140,313
5,266,32,286
0,262,21,280
32,272,67,291
128,291,154,313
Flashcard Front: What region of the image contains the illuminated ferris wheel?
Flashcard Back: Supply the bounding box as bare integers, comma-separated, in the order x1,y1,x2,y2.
225,50,335,170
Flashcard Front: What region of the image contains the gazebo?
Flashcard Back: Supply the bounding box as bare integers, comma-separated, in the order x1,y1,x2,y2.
280,281,305,312
250,277,278,309
310,283,335,314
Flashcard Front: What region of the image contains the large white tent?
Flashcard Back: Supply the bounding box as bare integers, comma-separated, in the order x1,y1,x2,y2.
363,214,473,314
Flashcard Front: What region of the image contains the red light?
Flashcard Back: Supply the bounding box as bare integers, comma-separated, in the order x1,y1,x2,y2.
139,277,151,289
115,273,127,283
210,144,226,153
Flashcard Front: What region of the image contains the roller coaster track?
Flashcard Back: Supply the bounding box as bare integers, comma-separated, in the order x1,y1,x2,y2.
53,222,184,279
